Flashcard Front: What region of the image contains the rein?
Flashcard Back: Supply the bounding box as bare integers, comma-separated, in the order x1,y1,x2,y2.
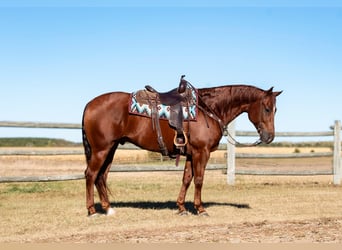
186,80,262,147
224,129,262,147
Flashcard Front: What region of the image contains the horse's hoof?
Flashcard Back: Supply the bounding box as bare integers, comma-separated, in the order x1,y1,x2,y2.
198,211,209,217
177,210,189,216
106,207,116,216
88,212,100,218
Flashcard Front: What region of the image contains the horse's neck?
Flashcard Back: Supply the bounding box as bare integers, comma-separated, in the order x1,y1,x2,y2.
199,85,262,125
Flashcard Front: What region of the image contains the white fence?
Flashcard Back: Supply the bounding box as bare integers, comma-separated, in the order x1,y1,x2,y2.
0,120,341,185
226,120,341,185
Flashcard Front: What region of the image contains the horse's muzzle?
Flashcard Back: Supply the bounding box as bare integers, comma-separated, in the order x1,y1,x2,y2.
258,129,274,144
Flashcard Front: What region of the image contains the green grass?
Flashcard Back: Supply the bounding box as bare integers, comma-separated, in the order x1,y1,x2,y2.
0,137,81,147
2,182,64,194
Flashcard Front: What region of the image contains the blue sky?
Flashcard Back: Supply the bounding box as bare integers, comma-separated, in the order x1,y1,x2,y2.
0,1,341,142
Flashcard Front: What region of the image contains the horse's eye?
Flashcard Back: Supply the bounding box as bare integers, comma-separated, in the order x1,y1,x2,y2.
265,107,271,113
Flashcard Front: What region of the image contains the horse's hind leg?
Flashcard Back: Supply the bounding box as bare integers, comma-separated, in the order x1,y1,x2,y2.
85,149,111,216
85,154,102,216
95,171,115,216
94,144,117,216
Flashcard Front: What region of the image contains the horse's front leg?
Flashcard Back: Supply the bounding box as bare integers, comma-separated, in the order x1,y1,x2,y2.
192,149,210,215
176,156,193,215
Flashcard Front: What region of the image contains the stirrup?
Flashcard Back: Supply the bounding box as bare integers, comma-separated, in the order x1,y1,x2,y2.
173,131,188,147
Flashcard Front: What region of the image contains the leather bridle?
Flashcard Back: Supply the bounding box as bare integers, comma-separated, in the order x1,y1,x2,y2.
186,80,264,147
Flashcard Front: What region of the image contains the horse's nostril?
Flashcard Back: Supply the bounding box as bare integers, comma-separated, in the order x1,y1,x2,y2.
266,134,274,144
259,130,274,144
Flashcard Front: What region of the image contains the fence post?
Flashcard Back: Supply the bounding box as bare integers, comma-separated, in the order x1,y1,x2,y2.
227,120,236,185
333,120,341,185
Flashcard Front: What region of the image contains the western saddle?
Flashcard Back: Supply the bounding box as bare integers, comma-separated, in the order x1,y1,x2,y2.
144,75,191,157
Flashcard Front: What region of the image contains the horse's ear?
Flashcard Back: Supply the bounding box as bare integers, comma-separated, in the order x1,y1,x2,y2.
266,87,282,97
266,87,274,95
274,91,282,96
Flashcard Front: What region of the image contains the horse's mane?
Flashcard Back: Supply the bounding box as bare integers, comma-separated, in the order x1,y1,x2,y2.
197,85,266,117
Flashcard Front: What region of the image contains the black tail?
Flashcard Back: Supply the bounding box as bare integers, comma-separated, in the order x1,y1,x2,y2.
82,107,92,162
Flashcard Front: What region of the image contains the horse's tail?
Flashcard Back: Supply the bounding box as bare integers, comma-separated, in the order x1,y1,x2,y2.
82,106,92,163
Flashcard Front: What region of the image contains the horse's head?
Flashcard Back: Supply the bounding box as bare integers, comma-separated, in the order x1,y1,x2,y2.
247,87,282,144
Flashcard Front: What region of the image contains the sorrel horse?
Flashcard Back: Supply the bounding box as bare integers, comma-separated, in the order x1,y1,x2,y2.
82,81,282,216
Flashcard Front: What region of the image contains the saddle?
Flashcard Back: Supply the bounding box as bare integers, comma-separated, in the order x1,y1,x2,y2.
145,77,187,106
137,75,191,157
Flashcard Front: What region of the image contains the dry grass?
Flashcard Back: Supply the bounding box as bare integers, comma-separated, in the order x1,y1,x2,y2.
0,146,332,176
0,146,341,243
0,171,341,243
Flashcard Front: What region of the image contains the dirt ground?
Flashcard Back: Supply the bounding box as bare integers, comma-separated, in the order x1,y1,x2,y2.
54,217,342,243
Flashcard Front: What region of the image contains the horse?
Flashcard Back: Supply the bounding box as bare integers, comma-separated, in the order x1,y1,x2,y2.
82,80,282,216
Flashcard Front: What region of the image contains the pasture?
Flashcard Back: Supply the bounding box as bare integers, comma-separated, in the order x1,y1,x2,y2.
0,147,341,243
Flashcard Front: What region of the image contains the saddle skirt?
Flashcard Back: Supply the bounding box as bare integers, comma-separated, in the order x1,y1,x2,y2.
129,87,198,121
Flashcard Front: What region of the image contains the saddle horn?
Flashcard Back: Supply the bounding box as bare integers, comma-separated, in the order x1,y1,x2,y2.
178,75,187,93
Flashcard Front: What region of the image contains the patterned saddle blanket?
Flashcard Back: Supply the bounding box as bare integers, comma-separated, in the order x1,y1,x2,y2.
129,87,198,121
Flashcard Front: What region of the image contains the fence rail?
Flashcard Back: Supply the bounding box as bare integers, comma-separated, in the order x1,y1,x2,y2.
0,121,81,129
226,120,341,185
236,130,334,137
0,120,341,185
0,165,225,183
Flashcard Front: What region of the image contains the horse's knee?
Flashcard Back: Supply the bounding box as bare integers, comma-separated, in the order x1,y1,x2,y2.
182,165,193,183
194,176,203,186
182,173,192,185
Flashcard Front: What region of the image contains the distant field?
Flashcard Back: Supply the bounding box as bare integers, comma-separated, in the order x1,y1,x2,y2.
0,146,333,177
0,137,334,147
0,137,81,147
0,138,334,177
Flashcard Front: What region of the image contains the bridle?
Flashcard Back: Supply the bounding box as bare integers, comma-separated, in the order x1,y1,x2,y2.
186,80,264,147
224,95,269,147
224,126,262,147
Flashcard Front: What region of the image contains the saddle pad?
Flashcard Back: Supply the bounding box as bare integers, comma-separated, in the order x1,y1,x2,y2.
129,89,197,121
